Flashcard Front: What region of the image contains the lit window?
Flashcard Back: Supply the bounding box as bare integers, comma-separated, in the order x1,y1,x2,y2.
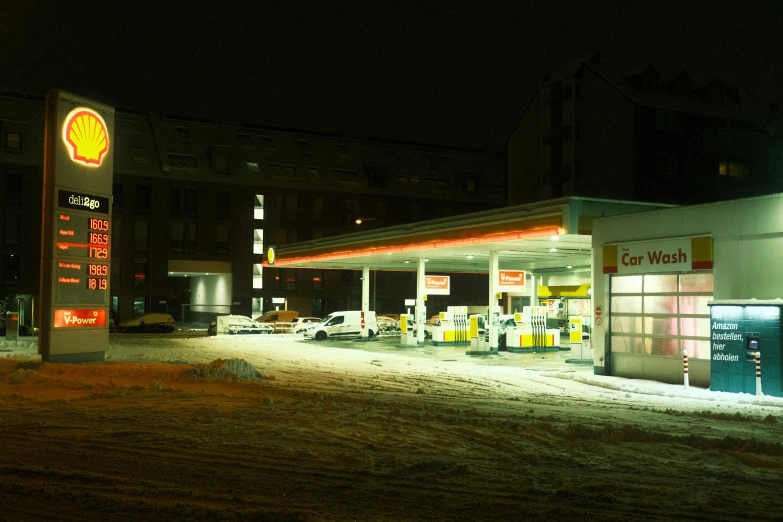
253,229,264,254
254,194,265,220
5,132,21,151
718,162,751,177
247,162,260,173
253,264,263,289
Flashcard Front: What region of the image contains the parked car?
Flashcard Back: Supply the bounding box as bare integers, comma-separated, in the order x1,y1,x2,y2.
118,313,176,333
376,315,400,333
255,310,299,333
285,317,321,334
304,311,378,341
228,317,273,335
209,315,273,335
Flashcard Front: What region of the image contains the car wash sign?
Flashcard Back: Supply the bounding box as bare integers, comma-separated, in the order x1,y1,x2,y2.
425,275,450,295
498,270,526,292
40,90,114,363
603,236,712,274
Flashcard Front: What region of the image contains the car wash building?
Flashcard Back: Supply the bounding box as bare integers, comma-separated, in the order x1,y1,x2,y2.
592,192,783,396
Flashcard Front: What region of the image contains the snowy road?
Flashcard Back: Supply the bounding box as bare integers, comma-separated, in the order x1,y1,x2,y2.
1,334,782,520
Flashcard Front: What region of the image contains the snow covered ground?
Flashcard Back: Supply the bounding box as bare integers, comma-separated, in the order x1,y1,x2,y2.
1,334,782,520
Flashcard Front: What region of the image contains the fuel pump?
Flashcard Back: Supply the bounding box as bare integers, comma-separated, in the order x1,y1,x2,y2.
400,313,416,346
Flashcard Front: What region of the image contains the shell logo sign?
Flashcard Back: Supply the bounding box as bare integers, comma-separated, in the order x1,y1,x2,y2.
62,107,110,167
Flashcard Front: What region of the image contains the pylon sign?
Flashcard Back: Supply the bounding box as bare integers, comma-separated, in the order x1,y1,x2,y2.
39,90,114,363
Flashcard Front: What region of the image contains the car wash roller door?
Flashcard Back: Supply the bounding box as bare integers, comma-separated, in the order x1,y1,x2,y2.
609,272,713,380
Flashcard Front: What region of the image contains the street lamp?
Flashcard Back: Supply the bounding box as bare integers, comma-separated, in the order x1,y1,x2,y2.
355,217,376,225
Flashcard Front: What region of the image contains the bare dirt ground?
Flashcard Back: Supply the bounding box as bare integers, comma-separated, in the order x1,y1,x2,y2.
1,335,782,521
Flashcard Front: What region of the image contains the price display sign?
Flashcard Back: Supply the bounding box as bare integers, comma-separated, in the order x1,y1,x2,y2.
40,90,115,363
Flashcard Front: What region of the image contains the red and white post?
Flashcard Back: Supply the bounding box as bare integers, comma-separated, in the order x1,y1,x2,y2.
755,351,762,396
683,349,689,389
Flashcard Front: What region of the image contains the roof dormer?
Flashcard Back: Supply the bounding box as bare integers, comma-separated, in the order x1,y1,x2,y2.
698,77,725,105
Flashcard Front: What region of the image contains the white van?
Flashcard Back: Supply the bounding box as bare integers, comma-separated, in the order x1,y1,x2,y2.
303,311,378,341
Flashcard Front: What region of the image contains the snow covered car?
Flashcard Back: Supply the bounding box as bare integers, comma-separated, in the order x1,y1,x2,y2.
376,315,400,333
228,317,273,335
285,317,321,333
118,313,176,333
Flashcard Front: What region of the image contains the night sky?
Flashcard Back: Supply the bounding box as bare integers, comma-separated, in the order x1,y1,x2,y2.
2,1,781,151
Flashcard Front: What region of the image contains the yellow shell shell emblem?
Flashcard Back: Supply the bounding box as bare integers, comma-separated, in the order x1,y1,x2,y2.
267,246,276,265
62,107,110,166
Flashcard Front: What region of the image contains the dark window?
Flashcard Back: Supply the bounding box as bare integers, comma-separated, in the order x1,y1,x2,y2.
170,223,184,253
656,153,678,176
542,170,551,186
236,133,251,146
313,271,324,291
217,191,230,219
343,201,358,224
5,132,22,151
562,165,573,183
171,188,182,217
708,89,723,105
642,76,657,91
542,129,551,147
3,253,19,285
259,136,274,149
335,144,348,155
113,182,124,212
411,204,423,221
5,174,21,204
562,83,573,101
216,224,229,254
676,83,690,98
135,220,149,251
575,81,581,99
184,188,198,217
574,122,581,140
656,110,678,131
134,259,148,288
187,223,197,253
5,214,20,244
542,87,551,107
562,124,573,141
285,272,297,292
136,185,150,214
130,147,147,164
175,127,190,144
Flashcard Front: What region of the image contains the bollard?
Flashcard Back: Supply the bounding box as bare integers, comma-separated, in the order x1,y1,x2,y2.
683,349,689,389
755,351,762,396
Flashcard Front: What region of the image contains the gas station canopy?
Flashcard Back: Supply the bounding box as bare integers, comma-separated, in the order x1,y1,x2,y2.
264,197,674,273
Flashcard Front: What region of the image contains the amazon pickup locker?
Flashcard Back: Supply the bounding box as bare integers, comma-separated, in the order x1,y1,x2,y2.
592,192,783,390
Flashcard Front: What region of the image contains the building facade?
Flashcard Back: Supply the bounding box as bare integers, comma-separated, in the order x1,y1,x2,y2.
0,92,504,327
506,53,781,206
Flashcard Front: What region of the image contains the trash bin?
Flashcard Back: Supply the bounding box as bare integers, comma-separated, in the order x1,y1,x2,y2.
5,311,19,341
